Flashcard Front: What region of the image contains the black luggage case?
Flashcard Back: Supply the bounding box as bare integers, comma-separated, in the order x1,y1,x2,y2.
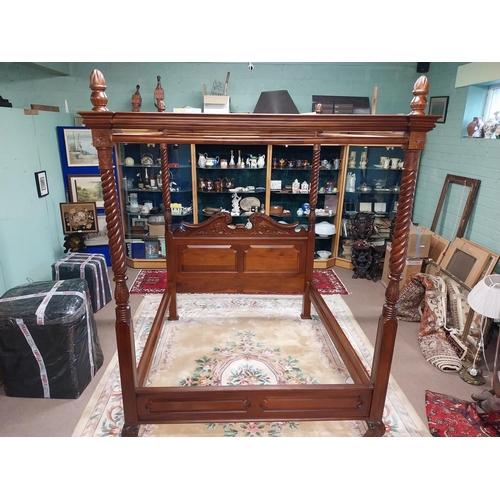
0,279,104,399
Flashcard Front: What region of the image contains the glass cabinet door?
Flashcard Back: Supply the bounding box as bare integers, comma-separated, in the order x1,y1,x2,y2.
338,145,404,262
194,144,267,223
117,143,193,266
269,144,342,262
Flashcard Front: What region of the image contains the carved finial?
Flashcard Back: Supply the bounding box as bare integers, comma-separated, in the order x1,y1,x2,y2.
89,69,108,111
315,103,323,114
154,75,165,112
131,84,142,112
409,75,429,115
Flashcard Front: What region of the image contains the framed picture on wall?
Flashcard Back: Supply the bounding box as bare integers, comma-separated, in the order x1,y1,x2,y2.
62,127,98,166
59,202,98,234
68,174,104,208
429,96,449,124
34,170,49,197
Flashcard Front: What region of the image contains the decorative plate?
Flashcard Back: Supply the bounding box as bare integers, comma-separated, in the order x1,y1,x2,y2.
202,207,221,215
240,196,260,211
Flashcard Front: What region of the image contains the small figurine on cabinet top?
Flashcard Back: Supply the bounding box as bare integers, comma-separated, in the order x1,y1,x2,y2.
154,75,165,112
131,85,142,112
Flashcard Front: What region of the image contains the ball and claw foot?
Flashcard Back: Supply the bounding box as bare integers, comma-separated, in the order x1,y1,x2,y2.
121,424,140,437
364,420,386,437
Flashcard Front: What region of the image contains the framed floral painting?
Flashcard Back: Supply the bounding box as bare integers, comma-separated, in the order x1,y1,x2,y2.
60,202,98,234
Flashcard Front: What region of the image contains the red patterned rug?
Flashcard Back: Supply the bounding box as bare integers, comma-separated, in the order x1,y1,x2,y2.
129,269,349,295
425,390,500,437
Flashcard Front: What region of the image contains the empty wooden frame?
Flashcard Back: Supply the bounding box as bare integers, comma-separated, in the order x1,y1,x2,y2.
439,237,492,288
430,174,480,240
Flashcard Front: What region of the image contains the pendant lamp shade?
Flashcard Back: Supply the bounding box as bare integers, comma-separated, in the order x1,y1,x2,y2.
467,274,500,320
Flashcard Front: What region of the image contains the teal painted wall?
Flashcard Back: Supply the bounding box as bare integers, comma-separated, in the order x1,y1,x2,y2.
413,62,500,271
1,62,425,114
0,61,498,292
0,108,73,294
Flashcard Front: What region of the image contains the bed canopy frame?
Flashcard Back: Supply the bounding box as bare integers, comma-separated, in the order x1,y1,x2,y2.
79,70,438,436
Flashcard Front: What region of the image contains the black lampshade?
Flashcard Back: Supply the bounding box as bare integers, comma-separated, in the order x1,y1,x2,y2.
253,90,299,114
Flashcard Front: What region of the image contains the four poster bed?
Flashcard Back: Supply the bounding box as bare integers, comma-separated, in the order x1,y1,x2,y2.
79,70,438,436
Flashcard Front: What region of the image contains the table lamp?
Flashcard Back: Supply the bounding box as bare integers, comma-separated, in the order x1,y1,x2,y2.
460,274,500,388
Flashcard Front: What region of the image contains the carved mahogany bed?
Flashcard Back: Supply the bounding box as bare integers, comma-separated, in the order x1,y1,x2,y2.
79,70,438,437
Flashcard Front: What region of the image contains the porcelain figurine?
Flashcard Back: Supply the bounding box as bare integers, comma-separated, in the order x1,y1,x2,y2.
359,150,368,168
231,192,241,215
292,179,300,194
348,151,356,167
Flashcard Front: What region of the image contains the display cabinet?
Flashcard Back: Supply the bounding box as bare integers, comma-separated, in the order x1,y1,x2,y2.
192,143,345,267
336,145,405,269
117,142,193,268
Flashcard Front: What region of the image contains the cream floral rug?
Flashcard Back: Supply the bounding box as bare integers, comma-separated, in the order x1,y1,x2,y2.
73,294,430,437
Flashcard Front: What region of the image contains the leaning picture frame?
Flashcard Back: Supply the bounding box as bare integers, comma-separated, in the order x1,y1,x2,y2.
429,96,449,124
34,170,49,197
68,174,104,208
62,127,98,166
59,202,98,235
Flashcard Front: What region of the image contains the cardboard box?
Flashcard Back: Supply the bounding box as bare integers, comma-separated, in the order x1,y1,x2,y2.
148,223,164,236
381,243,423,289
407,224,432,259
203,95,230,114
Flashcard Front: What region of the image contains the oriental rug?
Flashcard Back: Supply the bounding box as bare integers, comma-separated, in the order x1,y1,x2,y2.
73,294,430,437
129,269,349,295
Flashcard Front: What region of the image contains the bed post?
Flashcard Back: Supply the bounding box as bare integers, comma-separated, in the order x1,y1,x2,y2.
160,143,179,320
302,143,321,319
366,76,430,436
85,70,140,437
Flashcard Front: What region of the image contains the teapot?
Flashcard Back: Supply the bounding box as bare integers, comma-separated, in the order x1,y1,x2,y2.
372,179,386,189
141,154,154,166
